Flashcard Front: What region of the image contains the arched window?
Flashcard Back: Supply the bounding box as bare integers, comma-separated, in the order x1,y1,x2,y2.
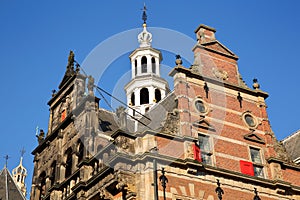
78,142,84,163
140,88,149,105
65,149,73,178
141,56,147,73
39,171,46,199
135,59,137,75
151,57,156,74
131,92,135,106
155,89,161,103
50,161,56,186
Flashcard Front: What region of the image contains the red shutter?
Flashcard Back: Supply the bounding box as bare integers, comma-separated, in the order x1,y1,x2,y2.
193,144,201,162
61,109,66,122
240,160,254,176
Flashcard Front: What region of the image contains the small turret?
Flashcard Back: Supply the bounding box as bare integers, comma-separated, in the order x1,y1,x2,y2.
12,149,27,197
124,4,169,116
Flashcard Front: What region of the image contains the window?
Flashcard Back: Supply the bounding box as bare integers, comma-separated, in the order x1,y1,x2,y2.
39,171,46,199
194,99,207,114
141,56,147,73
131,92,135,106
151,57,156,74
155,89,161,102
78,142,84,163
50,161,56,186
65,149,73,178
250,147,264,178
135,59,137,75
198,134,212,165
140,88,149,104
242,112,257,128
61,109,67,122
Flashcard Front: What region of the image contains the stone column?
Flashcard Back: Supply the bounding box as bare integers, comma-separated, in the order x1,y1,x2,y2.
146,55,151,74
131,59,135,78
135,88,140,106
72,153,78,172
155,57,160,76
137,56,141,75
148,87,155,105
161,89,166,99
48,109,54,135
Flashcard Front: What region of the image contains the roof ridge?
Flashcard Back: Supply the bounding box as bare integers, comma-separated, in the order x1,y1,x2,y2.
282,129,300,142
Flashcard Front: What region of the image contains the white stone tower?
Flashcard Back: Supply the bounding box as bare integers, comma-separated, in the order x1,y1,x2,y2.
12,149,27,197
124,6,169,117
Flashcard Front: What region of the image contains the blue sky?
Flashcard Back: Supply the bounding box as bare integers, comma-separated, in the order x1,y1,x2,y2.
0,1,300,198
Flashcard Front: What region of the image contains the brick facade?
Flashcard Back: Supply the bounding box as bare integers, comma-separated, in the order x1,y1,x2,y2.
29,24,300,200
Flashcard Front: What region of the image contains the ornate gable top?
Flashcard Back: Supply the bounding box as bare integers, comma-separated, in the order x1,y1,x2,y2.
58,50,76,89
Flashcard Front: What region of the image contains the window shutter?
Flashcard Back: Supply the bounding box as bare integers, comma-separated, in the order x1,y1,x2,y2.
61,109,66,122
193,144,201,162
240,160,254,176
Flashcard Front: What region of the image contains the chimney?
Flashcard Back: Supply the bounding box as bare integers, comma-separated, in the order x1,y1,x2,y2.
194,24,216,43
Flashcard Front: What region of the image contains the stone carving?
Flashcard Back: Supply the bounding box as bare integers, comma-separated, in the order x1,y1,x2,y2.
161,110,179,135
185,142,194,159
36,129,45,144
87,75,95,95
271,163,283,180
212,67,228,80
65,51,75,77
272,135,292,163
116,106,127,130
115,136,130,151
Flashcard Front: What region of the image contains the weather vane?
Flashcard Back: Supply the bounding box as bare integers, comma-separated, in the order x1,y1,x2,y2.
142,3,147,24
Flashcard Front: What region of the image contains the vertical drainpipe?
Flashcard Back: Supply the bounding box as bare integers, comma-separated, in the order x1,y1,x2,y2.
153,159,158,200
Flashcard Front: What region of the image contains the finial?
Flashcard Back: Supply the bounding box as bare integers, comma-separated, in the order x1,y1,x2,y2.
175,55,183,65
51,89,56,97
252,78,260,90
142,3,147,24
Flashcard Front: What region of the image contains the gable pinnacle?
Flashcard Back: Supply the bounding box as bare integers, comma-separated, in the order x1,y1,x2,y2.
4,155,9,168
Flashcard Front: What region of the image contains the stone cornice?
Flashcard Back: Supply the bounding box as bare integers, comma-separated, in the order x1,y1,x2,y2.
267,157,300,171
169,66,269,99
